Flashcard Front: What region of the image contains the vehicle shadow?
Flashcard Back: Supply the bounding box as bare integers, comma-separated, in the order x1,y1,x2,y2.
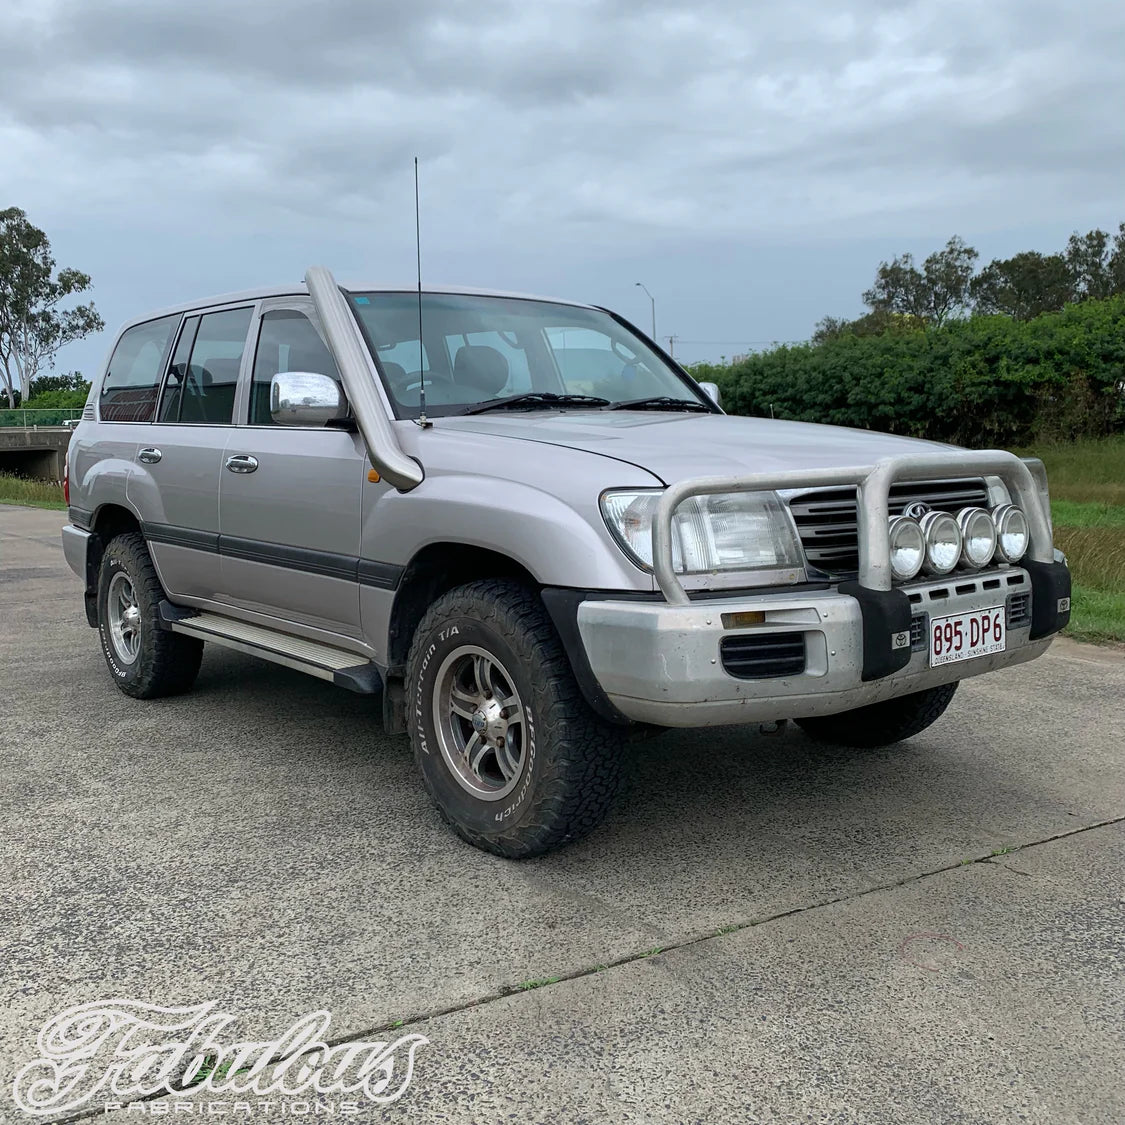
183,645,1087,937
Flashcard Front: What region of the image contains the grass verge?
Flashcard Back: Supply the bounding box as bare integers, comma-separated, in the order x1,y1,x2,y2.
1064,586,1125,645
1033,438,1125,645
0,473,66,510
1029,436,1125,506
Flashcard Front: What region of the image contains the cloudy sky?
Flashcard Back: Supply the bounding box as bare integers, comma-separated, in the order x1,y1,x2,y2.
2,0,1124,373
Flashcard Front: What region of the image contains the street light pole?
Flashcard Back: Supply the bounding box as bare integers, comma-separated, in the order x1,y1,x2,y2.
634,282,656,340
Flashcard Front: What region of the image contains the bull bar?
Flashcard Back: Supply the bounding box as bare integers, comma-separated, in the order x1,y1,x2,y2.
650,450,1054,606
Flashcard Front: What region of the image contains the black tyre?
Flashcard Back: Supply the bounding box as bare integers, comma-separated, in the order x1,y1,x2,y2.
406,579,624,858
796,682,958,748
96,532,203,699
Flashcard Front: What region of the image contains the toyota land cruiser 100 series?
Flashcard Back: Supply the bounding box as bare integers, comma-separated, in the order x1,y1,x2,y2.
62,267,1071,857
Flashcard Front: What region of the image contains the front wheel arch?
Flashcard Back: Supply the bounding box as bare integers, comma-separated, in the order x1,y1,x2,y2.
406,578,625,858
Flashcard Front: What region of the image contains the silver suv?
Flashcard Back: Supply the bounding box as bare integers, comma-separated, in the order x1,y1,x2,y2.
62,267,1071,857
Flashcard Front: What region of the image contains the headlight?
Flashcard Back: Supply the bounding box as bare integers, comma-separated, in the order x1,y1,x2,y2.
888,515,924,581
993,504,1029,563
600,489,803,575
919,511,961,575
957,507,997,568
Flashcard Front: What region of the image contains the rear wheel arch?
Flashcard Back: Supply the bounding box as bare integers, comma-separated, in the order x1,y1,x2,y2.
94,531,203,698
91,503,143,542
78,504,145,626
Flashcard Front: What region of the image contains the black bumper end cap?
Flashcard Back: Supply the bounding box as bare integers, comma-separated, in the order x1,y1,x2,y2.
1023,559,1072,640
838,581,913,682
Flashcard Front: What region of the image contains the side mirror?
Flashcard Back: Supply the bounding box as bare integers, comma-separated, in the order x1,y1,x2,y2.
698,381,721,407
270,372,348,427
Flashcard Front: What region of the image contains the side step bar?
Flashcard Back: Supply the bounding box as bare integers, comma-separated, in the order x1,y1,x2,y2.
160,604,381,694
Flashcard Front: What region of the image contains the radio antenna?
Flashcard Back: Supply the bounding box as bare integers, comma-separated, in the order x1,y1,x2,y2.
414,157,430,428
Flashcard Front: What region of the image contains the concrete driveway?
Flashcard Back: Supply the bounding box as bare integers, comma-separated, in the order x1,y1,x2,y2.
1,504,1122,1124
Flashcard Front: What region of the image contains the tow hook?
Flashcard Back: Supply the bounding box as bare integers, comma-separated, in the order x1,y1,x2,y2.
758,720,789,736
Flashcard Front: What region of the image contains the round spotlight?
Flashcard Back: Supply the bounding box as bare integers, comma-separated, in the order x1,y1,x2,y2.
957,507,998,569
919,511,962,575
993,504,1030,563
888,515,925,581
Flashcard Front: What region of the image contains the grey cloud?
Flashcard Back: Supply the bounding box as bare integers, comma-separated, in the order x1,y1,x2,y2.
1,0,1123,375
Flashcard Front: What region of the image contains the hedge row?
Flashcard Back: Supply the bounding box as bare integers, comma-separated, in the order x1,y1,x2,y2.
693,296,1125,447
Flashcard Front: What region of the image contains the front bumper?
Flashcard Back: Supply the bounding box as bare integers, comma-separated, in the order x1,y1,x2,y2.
576,566,1065,727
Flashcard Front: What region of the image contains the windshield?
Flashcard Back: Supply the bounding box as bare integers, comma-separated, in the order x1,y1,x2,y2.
347,291,709,418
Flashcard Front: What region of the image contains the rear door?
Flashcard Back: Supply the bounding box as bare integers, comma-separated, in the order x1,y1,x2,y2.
83,313,181,532
125,305,254,600
216,299,365,638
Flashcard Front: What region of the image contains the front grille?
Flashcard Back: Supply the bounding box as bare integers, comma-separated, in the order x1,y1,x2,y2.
788,479,990,575
1007,591,1031,628
720,632,805,679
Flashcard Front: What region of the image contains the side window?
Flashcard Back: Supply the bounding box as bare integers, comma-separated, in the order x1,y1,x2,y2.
99,315,180,422
164,307,252,425
444,331,532,396
250,309,342,425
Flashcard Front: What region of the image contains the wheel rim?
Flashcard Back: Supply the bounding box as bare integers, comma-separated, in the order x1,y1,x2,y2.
432,644,527,801
107,571,142,665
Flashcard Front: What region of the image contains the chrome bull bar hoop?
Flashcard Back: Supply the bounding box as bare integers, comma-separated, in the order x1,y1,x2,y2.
651,451,1053,606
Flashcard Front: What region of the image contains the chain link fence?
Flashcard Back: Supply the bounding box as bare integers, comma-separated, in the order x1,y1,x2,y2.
0,408,84,427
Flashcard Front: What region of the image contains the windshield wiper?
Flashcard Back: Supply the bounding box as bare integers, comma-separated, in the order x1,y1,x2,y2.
462,392,611,415
608,395,712,412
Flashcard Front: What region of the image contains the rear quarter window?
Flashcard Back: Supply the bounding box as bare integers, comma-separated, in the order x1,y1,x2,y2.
99,315,180,422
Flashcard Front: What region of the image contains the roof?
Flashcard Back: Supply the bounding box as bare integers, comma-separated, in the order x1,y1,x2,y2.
120,280,597,330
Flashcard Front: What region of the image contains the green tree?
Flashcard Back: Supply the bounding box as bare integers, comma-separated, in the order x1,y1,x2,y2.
1109,222,1125,294
970,251,1072,320
812,309,925,344
1065,227,1116,300
28,370,90,397
1064,224,1125,300
862,236,978,327
0,207,104,408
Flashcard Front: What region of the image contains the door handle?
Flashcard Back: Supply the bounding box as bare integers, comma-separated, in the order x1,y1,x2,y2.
137,447,162,464
225,454,259,474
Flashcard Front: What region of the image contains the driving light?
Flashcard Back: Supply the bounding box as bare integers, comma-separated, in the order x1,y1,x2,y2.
887,515,925,581
919,511,961,575
993,504,1030,563
957,507,997,568
600,489,803,575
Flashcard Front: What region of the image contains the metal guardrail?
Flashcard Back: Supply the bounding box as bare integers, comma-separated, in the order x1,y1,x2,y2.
651,450,1053,605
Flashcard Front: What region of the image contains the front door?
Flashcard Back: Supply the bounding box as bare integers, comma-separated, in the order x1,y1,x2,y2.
217,300,365,639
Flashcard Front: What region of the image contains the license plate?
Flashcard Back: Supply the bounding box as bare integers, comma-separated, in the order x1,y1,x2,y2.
929,606,1006,667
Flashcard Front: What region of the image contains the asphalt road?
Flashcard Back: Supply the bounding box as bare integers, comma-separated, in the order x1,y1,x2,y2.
1,505,1122,1125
